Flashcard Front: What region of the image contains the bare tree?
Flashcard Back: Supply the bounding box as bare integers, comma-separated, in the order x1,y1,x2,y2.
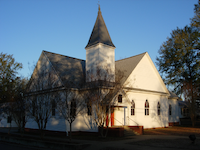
85,65,127,138
57,89,86,141
26,63,60,137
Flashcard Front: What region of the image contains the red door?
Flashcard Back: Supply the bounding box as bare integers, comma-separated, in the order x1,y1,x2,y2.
111,107,114,126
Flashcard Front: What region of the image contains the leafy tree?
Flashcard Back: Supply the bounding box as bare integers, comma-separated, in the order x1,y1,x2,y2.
191,0,200,29
5,77,29,133
156,2,200,126
0,52,24,130
0,52,22,103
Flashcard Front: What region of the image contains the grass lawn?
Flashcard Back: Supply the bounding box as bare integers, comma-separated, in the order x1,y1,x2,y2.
144,126,200,136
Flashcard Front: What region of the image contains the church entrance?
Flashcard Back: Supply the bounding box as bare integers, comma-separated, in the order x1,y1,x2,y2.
105,106,114,126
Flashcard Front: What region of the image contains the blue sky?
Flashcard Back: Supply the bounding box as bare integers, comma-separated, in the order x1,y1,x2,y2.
0,0,198,77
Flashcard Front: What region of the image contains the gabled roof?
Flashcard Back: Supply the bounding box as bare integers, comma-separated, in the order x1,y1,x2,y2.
29,50,170,96
43,51,85,88
115,52,170,95
115,52,146,85
85,6,115,48
178,101,188,107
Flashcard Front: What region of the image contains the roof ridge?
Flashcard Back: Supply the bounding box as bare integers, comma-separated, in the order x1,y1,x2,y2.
43,50,85,62
115,52,147,62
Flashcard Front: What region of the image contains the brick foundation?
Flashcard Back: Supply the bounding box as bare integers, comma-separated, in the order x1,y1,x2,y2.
169,122,179,126
128,126,143,135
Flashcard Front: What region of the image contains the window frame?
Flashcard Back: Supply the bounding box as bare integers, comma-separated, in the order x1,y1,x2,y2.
145,100,149,116
7,116,12,123
32,101,36,116
131,100,135,115
157,102,160,116
52,99,56,116
118,94,122,103
70,99,76,118
87,103,92,116
182,106,189,116
169,104,172,116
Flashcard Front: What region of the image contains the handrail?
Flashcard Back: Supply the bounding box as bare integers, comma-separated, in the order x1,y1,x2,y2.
113,117,124,126
127,116,139,126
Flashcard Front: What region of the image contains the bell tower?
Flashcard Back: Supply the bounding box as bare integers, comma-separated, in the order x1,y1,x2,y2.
85,6,115,83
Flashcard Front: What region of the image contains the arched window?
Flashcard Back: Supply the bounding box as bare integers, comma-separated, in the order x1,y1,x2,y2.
70,99,76,118
7,116,12,123
118,94,122,103
182,106,189,116
145,100,149,115
157,102,160,116
169,104,172,116
131,100,135,115
52,99,56,116
87,103,92,116
32,100,36,116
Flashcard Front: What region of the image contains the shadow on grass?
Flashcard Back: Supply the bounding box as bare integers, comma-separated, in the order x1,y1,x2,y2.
127,138,200,150
144,126,200,136
20,131,135,142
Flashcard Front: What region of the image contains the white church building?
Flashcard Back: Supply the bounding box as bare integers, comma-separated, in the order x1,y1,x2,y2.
1,6,180,134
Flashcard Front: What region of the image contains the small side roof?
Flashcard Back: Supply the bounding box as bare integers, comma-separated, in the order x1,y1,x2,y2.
168,91,179,99
178,101,188,107
85,6,115,49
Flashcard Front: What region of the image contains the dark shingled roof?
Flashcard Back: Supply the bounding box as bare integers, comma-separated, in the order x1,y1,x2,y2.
115,52,146,85
43,51,85,88
85,6,115,48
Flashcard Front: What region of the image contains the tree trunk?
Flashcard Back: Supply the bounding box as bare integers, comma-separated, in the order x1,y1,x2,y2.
190,111,196,127
40,129,44,139
8,122,12,134
99,125,108,138
69,122,72,141
105,126,109,138
99,125,104,137
190,97,196,127
22,116,26,134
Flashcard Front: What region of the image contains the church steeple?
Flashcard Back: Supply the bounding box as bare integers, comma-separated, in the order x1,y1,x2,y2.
85,6,115,83
85,5,115,48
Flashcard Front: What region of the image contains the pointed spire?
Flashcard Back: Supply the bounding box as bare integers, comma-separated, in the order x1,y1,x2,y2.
98,3,100,11
85,5,115,49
